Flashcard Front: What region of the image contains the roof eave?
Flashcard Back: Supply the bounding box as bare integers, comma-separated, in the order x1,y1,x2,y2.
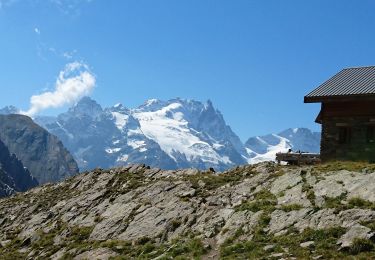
304,94,375,103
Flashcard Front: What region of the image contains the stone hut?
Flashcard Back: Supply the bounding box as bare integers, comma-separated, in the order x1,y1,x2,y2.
305,66,375,162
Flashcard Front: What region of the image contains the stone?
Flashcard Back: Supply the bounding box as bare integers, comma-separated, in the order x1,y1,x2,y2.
300,241,314,248
192,208,234,239
73,248,118,260
270,252,284,258
118,196,194,241
345,173,375,202
90,201,139,240
263,244,275,251
198,180,206,188
313,178,345,199
178,189,196,198
216,210,262,245
294,209,340,232
0,240,11,247
277,183,311,207
337,225,374,249
269,209,311,234
270,170,302,195
339,209,375,228
313,170,375,203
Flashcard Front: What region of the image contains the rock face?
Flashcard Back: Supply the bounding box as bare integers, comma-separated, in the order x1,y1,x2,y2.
0,114,79,184
1,162,375,258
0,139,38,197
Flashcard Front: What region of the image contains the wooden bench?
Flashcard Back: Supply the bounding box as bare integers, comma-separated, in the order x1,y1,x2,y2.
276,152,321,165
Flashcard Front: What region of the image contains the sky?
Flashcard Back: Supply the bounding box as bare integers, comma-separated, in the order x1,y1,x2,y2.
1,0,375,140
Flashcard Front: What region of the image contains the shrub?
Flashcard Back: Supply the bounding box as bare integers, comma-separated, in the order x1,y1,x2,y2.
348,238,374,254
280,204,303,212
235,189,277,212
315,161,375,173
347,197,375,210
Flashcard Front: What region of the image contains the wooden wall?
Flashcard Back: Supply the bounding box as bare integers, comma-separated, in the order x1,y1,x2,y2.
322,101,375,117
320,113,375,162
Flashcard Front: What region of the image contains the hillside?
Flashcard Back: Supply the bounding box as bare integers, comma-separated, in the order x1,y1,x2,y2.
0,139,38,197
1,162,375,259
0,114,79,184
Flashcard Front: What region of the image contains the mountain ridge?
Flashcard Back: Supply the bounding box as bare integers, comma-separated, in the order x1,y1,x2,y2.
0,114,79,184
2,97,321,171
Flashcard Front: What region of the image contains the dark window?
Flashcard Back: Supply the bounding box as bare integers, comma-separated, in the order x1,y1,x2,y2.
338,127,351,144
367,126,374,143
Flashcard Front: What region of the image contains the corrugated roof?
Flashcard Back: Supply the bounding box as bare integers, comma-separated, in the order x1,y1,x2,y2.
305,66,375,103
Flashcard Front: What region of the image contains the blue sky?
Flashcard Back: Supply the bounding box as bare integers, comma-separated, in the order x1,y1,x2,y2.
1,0,375,140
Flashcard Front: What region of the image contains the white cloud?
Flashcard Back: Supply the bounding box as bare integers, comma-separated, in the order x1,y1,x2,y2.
22,61,96,116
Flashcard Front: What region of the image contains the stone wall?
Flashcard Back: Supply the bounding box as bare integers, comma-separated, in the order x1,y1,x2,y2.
321,116,375,162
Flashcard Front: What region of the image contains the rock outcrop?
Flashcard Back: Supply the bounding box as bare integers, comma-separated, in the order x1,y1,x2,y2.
0,114,79,184
0,162,375,258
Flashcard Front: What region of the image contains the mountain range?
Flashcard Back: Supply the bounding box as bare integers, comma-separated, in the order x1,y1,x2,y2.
1,97,320,172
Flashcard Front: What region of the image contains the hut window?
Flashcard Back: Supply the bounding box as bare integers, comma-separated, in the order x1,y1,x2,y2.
338,127,351,144
367,126,375,143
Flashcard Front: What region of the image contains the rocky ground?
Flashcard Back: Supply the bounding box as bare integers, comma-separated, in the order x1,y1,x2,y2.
0,162,375,259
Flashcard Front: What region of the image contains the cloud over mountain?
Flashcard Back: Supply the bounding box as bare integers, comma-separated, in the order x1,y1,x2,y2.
23,62,96,116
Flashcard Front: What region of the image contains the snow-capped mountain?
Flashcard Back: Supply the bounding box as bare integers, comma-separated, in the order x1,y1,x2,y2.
245,128,321,164
34,97,247,171
2,97,321,171
132,98,247,168
34,97,176,171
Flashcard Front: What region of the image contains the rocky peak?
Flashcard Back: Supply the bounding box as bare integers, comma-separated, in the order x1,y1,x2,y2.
68,96,103,119
110,103,129,113
136,98,166,112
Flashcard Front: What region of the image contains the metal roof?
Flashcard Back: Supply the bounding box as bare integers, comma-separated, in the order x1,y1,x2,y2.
305,66,375,103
